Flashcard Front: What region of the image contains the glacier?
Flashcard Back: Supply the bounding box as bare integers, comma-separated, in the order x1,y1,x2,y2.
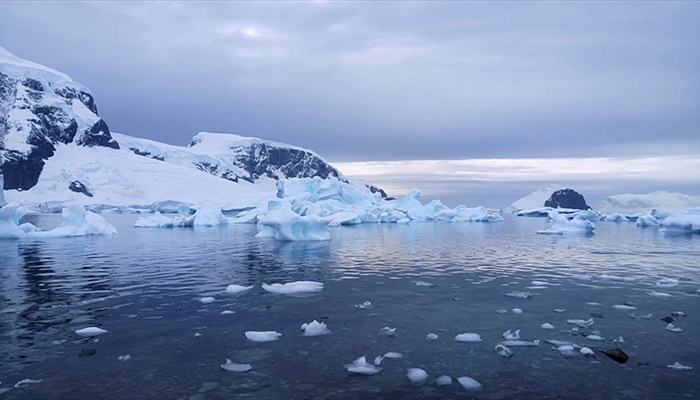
599,191,700,214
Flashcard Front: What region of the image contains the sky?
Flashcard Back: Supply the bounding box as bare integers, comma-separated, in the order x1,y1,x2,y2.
1,1,698,207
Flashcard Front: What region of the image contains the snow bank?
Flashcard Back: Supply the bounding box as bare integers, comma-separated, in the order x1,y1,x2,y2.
537,211,594,235
599,191,700,214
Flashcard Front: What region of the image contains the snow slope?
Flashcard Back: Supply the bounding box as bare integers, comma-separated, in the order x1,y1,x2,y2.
505,185,564,213
599,192,700,214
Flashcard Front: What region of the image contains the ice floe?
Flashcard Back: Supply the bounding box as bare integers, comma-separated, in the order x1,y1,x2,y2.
199,297,215,304
426,333,438,340
656,278,679,288
220,310,235,315
344,356,382,375
220,359,252,372
1,204,117,240
406,368,429,386
374,352,402,365
613,304,636,311
436,375,453,386
567,318,594,327
457,376,482,391
501,340,540,347
494,344,513,358
380,327,397,337
455,333,482,342
541,323,555,330
502,329,520,340
665,323,683,333
667,362,692,370
245,331,282,342
512,308,523,314
355,301,372,310
262,281,323,294
225,284,254,294
505,291,533,299
118,355,132,361
648,291,672,298
580,347,595,357
75,327,108,337
13,379,43,388
301,320,330,336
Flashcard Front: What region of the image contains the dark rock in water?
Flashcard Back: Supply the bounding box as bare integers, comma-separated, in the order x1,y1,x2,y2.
68,180,93,197
637,362,650,367
600,348,629,364
591,313,605,319
544,189,590,210
78,348,97,358
661,316,674,323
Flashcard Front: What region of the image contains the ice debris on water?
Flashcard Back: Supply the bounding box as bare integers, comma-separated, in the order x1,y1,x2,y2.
505,291,533,299
613,304,636,311
671,311,687,317
118,355,131,361
557,345,578,357
455,333,482,342
457,376,482,391
554,308,566,313
75,327,108,337
500,340,540,347
220,310,235,315
541,323,555,330
225,284,253,294
406,368,429,386
586,335,604,341
656,278,679,288
629,313,652,319
502,329,520,340
415,281,435,287
355,301,372,310
380,327,396,337
667,362,692,370
245,331,282,342
426,333,438,340
494,344,513,358
436,375,453,386
301,320,330,336
580,347,595,357
496,309,508,314
512,308,523,314
199,297,215,304
345,356,382,375
14,379,43,388
567,318,594,328
262,281,323,294
648,291,672,298
374,352,402,365
665,323,683,333
220,359,252,372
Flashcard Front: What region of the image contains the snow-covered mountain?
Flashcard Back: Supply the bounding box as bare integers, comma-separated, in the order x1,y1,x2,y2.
0,47,357,209
599,191,700,214
504,185,564,213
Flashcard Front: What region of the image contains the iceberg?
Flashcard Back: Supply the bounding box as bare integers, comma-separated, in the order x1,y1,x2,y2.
134,203,227,228
1,204,117,240
256,200,331,241
261,281,324,294
0,205,22,239
406,368,429,386
301,320,330,336
537,211,594,235
436,375,453,386
457,376,482,391
661,212,700,234
344,356,382,375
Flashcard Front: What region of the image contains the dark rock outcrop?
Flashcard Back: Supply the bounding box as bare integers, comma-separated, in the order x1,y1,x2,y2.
68,180,93,197
544,189,590,210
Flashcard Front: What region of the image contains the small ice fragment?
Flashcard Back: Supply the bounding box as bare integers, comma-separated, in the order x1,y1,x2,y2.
666,323,683,333
118,354,131,361
502,329,520,340
200,297,215,304
580,347,594,356
261,281,323,294
345,356,383,375
656,278,679,288
613,304,636,311
496,309,508,314
671,311,687,317
573,274,593,281
436,375,453,386
426,333,438,340
220,310,235,315
457,376,482,391
383,352,402,359
567,318,594,327
505,291,533,299
586,335,604,341
380,327,396,337
557,345,578,357
220,358,252,372
356,301,372,309
500,340,540,347
586,302,602,306
14,379,42,388
629,313,652,319
494,344,513,358
541,323,555,330
302,320,330,336
75,327,108,337
554,308,566,313
245,331,282,342
415,281,435,287
406,368,428,386
532,280,548,285
648,291,672,298
373,355,383,365
225,284,254,294
455,333,482,342
667,362,692,370
512,308,523,314
194,332,202,337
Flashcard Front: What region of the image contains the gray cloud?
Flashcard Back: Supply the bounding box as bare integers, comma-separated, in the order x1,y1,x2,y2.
1,1,698,163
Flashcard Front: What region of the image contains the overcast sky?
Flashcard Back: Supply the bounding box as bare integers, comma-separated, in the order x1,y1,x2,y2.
1,1,698,206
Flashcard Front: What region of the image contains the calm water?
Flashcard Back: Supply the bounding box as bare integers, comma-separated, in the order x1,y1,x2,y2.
0,215,698,399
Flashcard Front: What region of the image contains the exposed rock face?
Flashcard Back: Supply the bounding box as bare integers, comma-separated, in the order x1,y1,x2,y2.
544,189,590,210
0,47,119,191
68,180,93,197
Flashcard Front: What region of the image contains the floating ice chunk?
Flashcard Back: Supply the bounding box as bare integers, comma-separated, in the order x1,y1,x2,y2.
629,313,652,319
436,375,453,386
406,368,428,386
667,362,692,370
415,281,435,287
494,344,513,358
500,340,540,347
557,345,578,357
648,291,672,298
613,336,625,343
256,201,330,241
672,311,687,317
586,335,604,341
613,304,636,311
245,331,282,342
27,205,118,238
586,302,602,306
541,323,555,330
345,356,382,375
554,308,566,313
599,274,635,282
567,318,594,327
496,309,508,314
14,379,43,388
75,327,108,337
455,333,482,342
580,347,595,356
118,355,132,361
0,205,22,239
532,280,548,286
374,352,402,365
636,214,658,227
457,376,482,391
426,333,438,340
226,284,253,294
573,274,594,281
505,291,533,299
301,320,330,336
661,213,700,234
355,301,372,309
220,359,252,372
502,329,520,340
380,327,397,337
666,323,683,333
512,308,523,314
220,310,235,315
199,297,215,304
537,212,595,235
656,278,679,288
396,218,410,224
262,281,323,294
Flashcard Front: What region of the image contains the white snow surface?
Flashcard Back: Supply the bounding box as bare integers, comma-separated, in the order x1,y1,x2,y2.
506,185,563,213
599,191,700,214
